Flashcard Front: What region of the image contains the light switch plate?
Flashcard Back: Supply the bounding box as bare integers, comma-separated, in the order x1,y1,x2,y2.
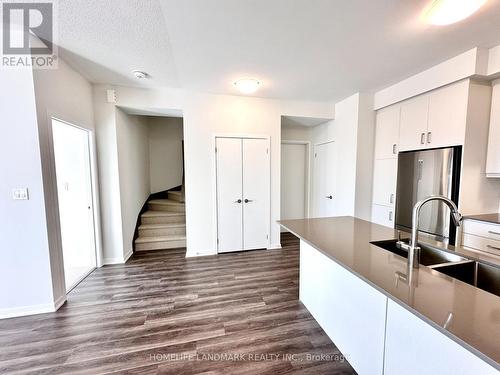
12,188,29,200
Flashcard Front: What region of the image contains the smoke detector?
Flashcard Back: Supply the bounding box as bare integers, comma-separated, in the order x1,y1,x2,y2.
132,70,148,79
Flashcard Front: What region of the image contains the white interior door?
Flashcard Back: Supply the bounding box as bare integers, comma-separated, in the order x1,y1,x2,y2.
313,141,336,217
281,143,307,223
52,119,96,292
216,138,243,252
242,138,270,250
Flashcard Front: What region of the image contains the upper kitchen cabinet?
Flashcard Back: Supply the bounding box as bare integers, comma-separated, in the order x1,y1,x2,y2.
398,80,470,152
427,80,469,149
399,94,429,152
486,80,500,178
374,105,400,159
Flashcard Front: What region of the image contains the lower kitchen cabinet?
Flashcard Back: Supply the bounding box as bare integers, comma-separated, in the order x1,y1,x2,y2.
300,241,387,375
371,204,395,228
384,299,498,375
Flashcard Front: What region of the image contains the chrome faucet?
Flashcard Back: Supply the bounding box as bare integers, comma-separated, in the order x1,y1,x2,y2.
398,195,463,269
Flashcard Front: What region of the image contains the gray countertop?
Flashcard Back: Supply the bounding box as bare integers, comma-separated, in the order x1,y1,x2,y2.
279,217,500,369
465,213,500,225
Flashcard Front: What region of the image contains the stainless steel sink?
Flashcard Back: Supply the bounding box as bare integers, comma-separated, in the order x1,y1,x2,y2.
370,239,467,266
371,239,500,297
432,261,500,297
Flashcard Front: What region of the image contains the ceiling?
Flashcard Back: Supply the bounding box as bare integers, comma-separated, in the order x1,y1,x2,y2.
281,116,332,127
56,0,500,102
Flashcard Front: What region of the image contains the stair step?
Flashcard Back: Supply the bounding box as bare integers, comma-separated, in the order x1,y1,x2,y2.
141,210,185,224
135,235,186,251
148,199,185,213
168,190,185,202
138,223,186,237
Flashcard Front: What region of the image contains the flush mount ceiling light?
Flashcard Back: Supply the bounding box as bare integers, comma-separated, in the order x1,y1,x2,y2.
424,0,487,25
132,70,148,79
233,78,261,94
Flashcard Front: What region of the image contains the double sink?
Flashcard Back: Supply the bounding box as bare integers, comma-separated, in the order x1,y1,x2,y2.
371,239,500,297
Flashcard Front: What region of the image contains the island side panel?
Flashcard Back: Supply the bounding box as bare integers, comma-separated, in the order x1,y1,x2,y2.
299,240,388,375
384,299,499,375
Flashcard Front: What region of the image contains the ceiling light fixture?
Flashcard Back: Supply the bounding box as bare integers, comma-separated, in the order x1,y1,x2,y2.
132,70,148,79
233,78,261,94
424,0,487,25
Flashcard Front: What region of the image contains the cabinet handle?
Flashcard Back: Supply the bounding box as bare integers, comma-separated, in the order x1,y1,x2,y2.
390,194,394,204
389,211,393,221
392,144,397,155
325,195,333,199
244,199,253,203
427,132,432,144
488,230,500,236
234,199,242,203
420,133,426,145
486,245,500,251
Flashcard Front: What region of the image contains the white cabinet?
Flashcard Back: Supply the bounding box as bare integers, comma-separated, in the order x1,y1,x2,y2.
427,80,469,148
300,241,387,375
486,81,500,178
399,81,470,152
462,219,500,257
374,105,400,159
216,137,270,253
372,159,397,207
371,204,395,228
384,300,498,375
399,94,429,151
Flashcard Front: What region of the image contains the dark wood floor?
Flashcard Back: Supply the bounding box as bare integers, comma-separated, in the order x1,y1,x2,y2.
0,233,355,374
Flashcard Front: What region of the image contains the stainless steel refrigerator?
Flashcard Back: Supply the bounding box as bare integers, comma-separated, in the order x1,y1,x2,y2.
395,147,461,244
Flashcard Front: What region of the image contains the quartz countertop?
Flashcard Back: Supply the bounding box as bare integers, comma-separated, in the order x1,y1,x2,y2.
279,217,500,369
465,213,500,225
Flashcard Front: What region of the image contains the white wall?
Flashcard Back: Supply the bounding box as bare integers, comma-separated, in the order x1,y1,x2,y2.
115,109,151,258
148,117,184,193
0,66,54,318
93,87,125,264
310,93,374,219
93,85,334,256
354,93,375,220
281,125,311,141
33,57,99,308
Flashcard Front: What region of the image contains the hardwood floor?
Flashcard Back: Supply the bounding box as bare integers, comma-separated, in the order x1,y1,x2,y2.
0,233,355,374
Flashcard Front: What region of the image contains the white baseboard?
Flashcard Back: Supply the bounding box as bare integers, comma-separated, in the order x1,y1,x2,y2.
104,249,134,265
268,243,282,250
123,248,133,262
53,295,66,311
0,303,55,320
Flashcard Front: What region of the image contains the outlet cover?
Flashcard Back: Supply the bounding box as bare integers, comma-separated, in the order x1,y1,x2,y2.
12,188,29,200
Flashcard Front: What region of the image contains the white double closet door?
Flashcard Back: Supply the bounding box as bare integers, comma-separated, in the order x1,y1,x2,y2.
216,137,270,253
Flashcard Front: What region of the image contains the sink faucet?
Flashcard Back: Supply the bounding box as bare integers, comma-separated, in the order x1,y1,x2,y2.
399,195,463,269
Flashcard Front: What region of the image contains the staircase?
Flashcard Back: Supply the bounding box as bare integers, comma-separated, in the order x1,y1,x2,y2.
134,190,186,251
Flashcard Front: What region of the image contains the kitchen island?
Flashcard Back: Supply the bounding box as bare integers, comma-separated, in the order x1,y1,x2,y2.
279,217,500,375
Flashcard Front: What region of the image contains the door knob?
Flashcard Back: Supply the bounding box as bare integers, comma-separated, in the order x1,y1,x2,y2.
325,195,333,199
234,199,242,203
244,199,253,203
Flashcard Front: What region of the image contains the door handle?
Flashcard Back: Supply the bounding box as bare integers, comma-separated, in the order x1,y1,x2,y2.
325,195,333,199
244,199,253,203
234,199,242,203
427,132,432,144
420,133,426,145
392,144,397,155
